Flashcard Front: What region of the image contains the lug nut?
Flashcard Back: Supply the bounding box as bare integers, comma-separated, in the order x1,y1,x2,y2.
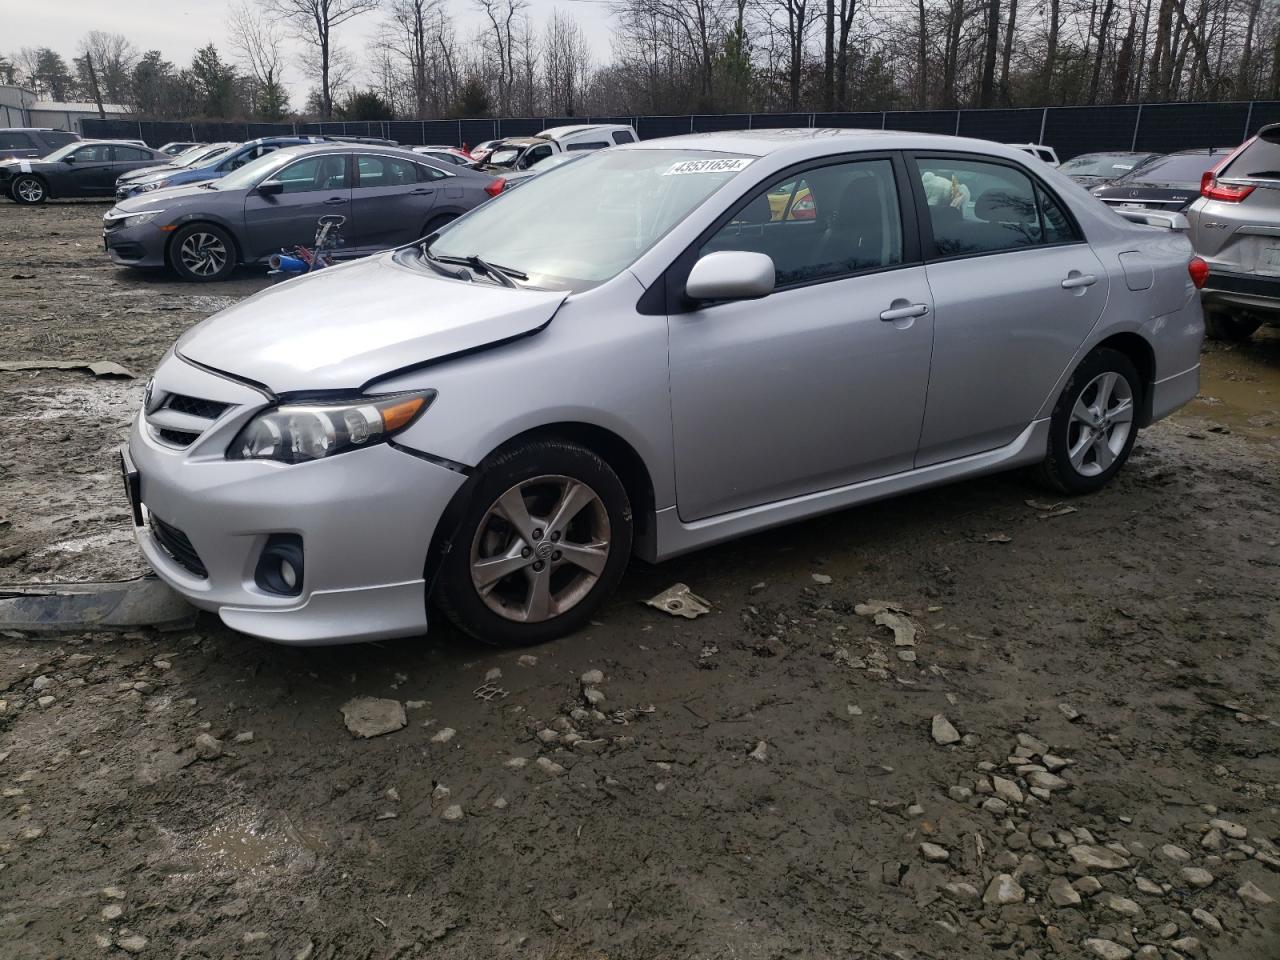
550,531,561,542
532,528,544,540
552,551,562,561
532,560,545,571
521,547,532,558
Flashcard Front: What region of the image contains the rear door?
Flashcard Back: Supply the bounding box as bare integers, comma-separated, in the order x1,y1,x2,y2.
0,131,38,160
908,153,1109,465
349,154,442,252
110,145,164,180
242,153,352,260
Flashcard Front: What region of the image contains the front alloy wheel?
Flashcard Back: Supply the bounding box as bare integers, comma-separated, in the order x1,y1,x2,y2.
11,175,46,204
169,223,236,282
438,439,633,646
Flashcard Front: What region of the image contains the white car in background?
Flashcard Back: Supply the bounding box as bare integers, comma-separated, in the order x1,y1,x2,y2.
1008,143,1061,166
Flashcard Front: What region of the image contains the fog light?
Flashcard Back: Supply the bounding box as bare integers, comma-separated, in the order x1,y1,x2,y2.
254,534,304,597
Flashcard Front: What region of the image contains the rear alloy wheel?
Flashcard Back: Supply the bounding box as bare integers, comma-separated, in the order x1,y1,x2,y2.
1036,347,1141,495
437,440,632,646
11,175,47,204
1204,311,1261,342
169,224,236,282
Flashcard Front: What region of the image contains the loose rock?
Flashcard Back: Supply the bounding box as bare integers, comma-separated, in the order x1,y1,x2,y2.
1180,867,1214,888
1238,880,1274,907
193,733,223,761
982,873,1025,906
1083,939,1132,960
339,697,406,738
931,714,961,745
1048,877,1081,907
920,842,949,863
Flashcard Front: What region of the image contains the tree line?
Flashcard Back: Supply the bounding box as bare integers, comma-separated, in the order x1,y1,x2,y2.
3,0,1279,124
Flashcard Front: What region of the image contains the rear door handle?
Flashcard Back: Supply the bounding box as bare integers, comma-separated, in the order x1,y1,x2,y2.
1061,273,1097,289
880,303,930,321
323,197,346,205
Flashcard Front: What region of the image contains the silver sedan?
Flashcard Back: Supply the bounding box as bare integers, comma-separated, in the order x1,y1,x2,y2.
124,130,1205,645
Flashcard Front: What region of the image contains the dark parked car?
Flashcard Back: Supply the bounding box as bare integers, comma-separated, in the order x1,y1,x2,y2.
158,141,204,155
1059,151,1162,189
103,144,505,282
0,127,79,160
1091,148,1233,212
0,140,169,204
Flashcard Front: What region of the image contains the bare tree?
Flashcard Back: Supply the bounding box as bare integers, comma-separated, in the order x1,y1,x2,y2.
76,32,138,104
376,0,437,117
544,10,593,116
269,0,381,119
228,1,289,119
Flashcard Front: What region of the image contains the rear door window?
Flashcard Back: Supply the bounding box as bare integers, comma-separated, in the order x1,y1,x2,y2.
1221,133,1280,180
0,132,34,150
111,146,149,162
914,157,1080,258
274,154,350,193
355,155,419,187
612,131,636,144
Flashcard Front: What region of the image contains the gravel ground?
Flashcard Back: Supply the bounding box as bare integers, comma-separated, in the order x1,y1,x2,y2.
1,201,1278,960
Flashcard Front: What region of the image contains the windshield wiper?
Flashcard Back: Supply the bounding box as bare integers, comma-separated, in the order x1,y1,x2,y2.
418,237,471,281
1243,170,1280,179
432,252,528,286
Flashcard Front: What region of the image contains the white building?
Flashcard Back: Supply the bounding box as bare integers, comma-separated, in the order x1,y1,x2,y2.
0,84,128,132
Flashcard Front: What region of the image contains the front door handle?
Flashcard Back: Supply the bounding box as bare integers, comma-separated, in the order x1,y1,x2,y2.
410,188,435,196
1061,272,1098,289
323,197,346,205
880,302,930,322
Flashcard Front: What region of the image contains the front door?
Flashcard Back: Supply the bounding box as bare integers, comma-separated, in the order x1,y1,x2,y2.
908,154,1109,465
242,153,351,261
349,154,442,252
63,144,116,195
668,155,936,521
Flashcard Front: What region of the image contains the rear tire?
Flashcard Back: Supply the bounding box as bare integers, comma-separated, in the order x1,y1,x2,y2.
1035,347,1141,495
168,223,236,282
10,175,47,205
437,439,633,647
1204,311,1260,342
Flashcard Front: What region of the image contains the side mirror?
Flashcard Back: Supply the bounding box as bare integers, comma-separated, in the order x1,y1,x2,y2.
685,251,775,302
257,180,284,196
63,155,76,164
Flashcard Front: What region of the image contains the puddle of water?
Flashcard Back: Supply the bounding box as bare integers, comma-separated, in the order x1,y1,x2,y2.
1181,327,1280,443
179,810,325,881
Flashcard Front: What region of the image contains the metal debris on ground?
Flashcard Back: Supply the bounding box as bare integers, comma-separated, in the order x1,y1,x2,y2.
473,681,510,702
0,359,134,379
1025,499,1078,518
982,533,1013,543
0,576,196,632
645,583,711,619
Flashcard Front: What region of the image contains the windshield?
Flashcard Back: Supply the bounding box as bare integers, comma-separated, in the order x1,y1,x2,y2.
1221,133,1280,179
207,150,297,190
168,145,208,165
42,142,89,161
428,148,756,292
1118,153,1220,185
487,146,523,167
1061,153,1153,178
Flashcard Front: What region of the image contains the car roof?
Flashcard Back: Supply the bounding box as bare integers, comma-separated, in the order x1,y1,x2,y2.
538,124,633,139
266,143,445,162
1,127,73,132
494,137,548,147
624,128,1048,162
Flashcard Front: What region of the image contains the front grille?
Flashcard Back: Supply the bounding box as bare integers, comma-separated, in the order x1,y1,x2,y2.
165,395,229,420
157,428,201,446
150,515,207,578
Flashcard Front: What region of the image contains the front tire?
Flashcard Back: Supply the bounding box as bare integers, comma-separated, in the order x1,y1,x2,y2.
1204,311,1260,342
168,223,236,282
1036,347,1141,495
11,175,47,204
437,439,633,647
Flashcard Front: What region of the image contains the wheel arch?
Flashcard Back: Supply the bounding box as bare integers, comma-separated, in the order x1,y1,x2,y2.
1092,331,1156,426
422,420,659,600
12,172,51,200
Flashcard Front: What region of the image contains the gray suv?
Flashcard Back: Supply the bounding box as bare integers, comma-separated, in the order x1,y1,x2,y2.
1188,124,1280,340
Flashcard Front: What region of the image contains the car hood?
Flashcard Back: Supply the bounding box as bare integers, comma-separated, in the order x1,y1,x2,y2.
176,254,569,394
114,182,226,212
119,162,179,182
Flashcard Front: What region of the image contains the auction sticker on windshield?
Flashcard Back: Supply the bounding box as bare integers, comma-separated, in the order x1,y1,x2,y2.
663,158,754,176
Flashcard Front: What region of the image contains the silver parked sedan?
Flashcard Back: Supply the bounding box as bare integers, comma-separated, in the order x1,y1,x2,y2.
123,130,1205,646
102,144,503,281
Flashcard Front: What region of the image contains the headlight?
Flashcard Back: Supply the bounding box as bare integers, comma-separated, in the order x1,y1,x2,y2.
228,391,435,464
120,210,163,228
141,179,169,192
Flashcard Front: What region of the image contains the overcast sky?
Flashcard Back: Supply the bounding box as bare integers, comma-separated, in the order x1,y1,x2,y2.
7,0,616,105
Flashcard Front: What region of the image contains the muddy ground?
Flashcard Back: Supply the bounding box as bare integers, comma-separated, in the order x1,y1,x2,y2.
0,201,1278,960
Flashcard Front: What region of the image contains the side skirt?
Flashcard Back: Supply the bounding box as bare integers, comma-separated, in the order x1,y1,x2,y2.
646,419,1050,562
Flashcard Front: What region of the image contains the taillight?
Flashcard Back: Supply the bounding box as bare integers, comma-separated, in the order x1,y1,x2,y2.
1200,172,1254,202
484,177,506,197
1188,256,1209,289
